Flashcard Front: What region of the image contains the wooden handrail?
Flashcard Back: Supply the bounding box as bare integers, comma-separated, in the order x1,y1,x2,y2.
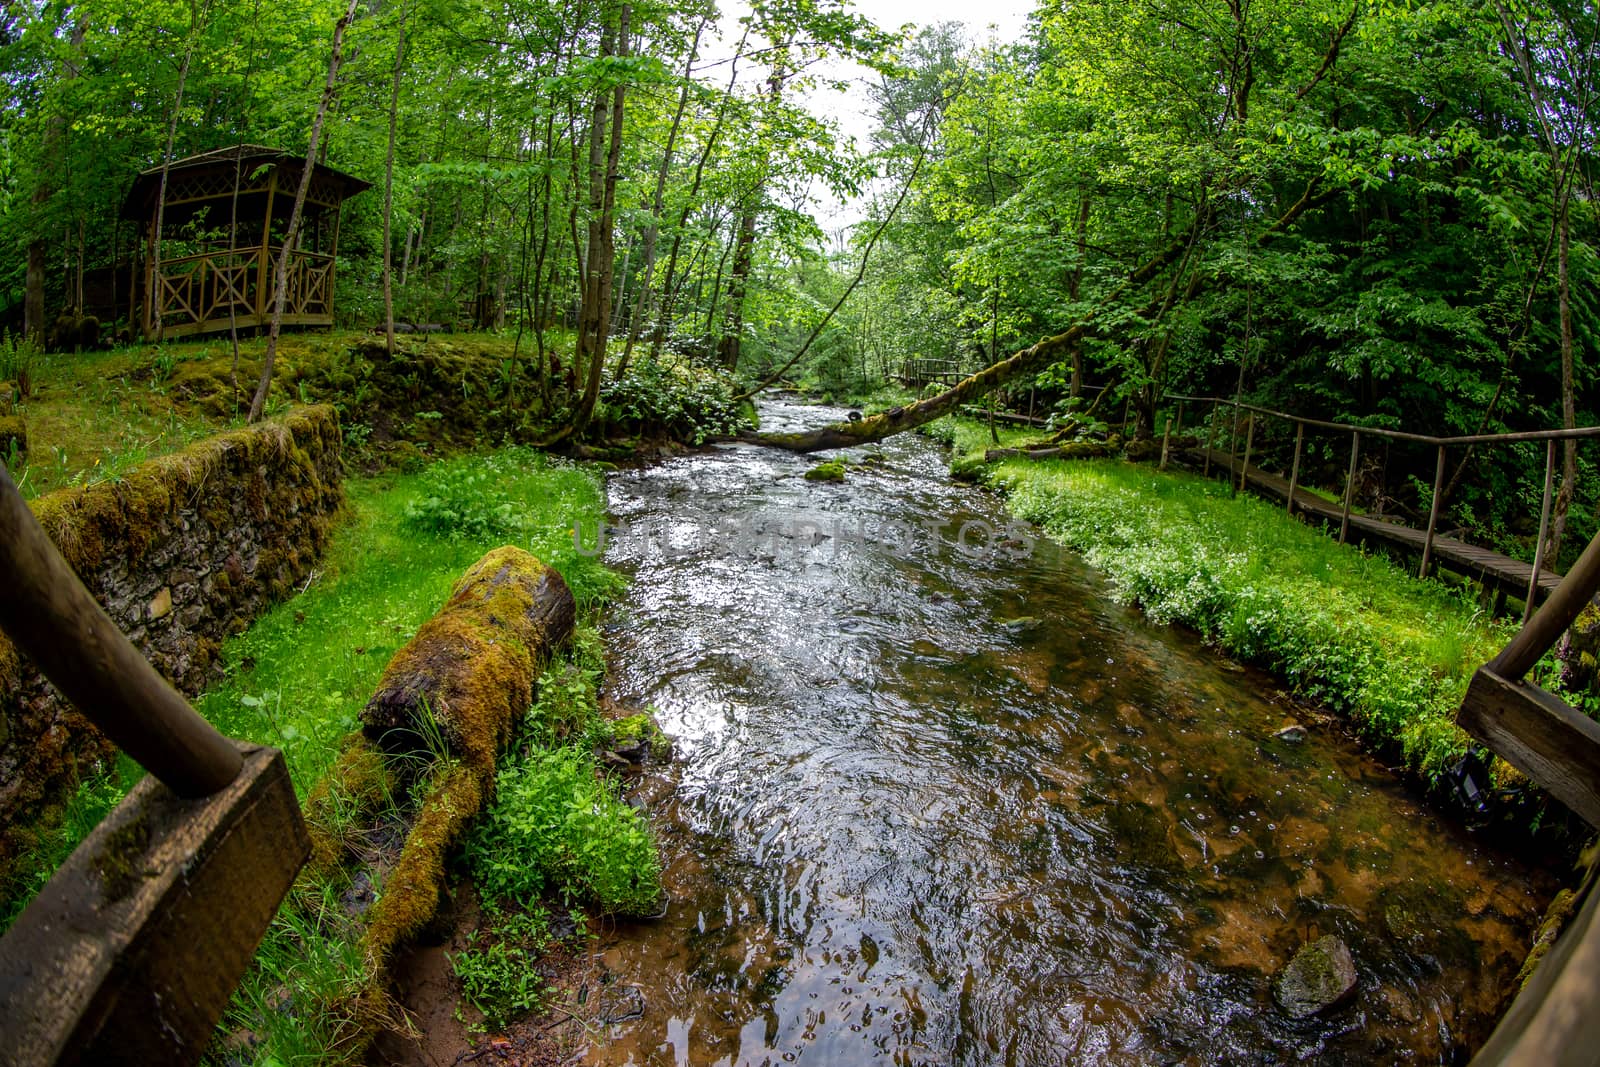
1163,393,1600,448
0,461,242,796
1490,527,1600,681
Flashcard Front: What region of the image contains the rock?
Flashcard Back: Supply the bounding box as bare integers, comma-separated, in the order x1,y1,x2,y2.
599,983,645,1024
1001,616,1041,634
148,586,173,620
0,413,26,458
804,460,847,483
1273,723,1307,744
1273,934,1358,1018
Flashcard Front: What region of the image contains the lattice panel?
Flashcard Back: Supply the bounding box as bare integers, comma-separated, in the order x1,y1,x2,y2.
164,170,273,206
155,249,265,330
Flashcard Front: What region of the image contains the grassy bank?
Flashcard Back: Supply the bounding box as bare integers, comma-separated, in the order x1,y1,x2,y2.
945,420,1516,781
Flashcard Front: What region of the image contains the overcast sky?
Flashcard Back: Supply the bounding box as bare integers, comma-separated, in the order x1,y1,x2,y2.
701,0,1038,236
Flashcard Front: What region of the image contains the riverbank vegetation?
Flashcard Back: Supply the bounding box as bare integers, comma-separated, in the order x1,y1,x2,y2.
944,419,1521,782
0,441,660,1059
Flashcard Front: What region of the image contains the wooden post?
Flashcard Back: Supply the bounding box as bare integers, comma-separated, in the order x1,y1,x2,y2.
1420,444,1447,579
1339,430,1360,545
1286,422,1305,516
0,743,305,1066
1525,438,1558,624
1225,402,1241,493
0,461,242,795
1203,400,1218,477
1238,413,1255,493
1495,526,1600,680
1160,417,1173,470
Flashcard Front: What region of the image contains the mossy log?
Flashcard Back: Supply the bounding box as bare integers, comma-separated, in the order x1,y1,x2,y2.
743,179,1331,454
984,441,1114,462
361,546,576,781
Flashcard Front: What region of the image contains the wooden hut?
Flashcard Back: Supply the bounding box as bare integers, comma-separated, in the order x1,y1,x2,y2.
120,145,370,341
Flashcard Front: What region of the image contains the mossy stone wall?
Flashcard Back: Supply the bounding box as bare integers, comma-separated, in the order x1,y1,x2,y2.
0,405,343,872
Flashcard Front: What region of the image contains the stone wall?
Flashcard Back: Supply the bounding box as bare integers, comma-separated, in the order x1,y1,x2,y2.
0,405,343,873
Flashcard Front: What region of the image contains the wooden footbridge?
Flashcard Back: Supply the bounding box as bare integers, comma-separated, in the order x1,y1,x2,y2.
1163,394,1600,616
1146,397,1600,1064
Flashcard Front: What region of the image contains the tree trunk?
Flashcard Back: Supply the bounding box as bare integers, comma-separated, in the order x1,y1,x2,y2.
248,0,360,422
716,203,757,370
652,25,749,357
570,4,630,438
152,2,205,342
618,15,705,376
381,0,411,354
25,14,88,345
751,179,1327,452
1546,194,1577,565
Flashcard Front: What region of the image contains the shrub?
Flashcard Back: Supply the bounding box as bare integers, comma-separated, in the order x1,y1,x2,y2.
466,745,661,916
0,333,47,400
600,357,748,444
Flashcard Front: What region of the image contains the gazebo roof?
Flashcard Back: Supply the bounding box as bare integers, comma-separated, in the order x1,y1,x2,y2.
119,144,371,223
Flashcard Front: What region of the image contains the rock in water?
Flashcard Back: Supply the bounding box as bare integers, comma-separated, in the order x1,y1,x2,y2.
1273,934,1358,1018
1273,723,1307,744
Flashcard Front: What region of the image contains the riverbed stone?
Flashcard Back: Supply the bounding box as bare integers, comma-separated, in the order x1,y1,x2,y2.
1273,934,1358,1018
1273,723,1307,744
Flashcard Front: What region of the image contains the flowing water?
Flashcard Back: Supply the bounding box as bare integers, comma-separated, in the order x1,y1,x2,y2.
584,400,1555,1066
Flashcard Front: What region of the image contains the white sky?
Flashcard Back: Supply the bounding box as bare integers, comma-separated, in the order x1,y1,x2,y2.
702,0,1038,237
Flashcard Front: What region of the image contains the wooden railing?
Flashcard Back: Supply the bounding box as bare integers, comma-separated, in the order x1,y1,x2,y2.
897,357,965,389
151,246,335,340
1459,528,1600,1063
1164,394,1600,618
0,461,307,1064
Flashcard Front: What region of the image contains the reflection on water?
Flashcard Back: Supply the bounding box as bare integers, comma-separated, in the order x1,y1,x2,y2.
586,400,1553,1065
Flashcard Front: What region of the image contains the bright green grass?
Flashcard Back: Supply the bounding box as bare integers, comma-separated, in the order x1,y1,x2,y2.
200,445,623,793
0,445,620,929
952,419,1516,779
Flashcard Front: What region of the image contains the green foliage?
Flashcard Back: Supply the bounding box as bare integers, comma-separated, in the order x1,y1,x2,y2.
220,878,375,1066
0,334,46,399
599,357,750,445
403,458,526,541
467,744,662,917
974,443,1514,780
449,904,552,1032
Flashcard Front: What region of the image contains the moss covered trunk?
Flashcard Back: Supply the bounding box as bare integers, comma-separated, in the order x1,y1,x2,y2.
361,546,576,779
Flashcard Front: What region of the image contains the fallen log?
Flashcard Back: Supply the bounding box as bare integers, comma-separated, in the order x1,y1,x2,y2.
362,545,576,780
984,440,1115,463
743,178,1331,454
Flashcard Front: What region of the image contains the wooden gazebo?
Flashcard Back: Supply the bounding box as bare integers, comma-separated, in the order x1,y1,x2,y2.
120,145,370,341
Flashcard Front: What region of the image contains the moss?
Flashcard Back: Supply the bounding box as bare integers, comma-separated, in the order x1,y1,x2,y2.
607,712,668,760
302,734,395,878
361,547,577,782
0,414,26,457
359,761,483,975
804,460,847,483
92,808,151,903
1516,886,1579,988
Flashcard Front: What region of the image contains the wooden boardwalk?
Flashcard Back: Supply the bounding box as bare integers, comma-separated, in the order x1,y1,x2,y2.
1185,446,1563,602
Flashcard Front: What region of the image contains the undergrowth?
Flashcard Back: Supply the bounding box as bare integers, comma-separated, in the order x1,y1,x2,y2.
961,435,1515,780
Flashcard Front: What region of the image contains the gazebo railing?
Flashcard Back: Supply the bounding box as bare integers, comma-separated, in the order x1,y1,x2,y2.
149,246,335,340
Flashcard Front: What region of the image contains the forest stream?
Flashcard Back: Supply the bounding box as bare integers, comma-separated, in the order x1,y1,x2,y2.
584,399,1556,1065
